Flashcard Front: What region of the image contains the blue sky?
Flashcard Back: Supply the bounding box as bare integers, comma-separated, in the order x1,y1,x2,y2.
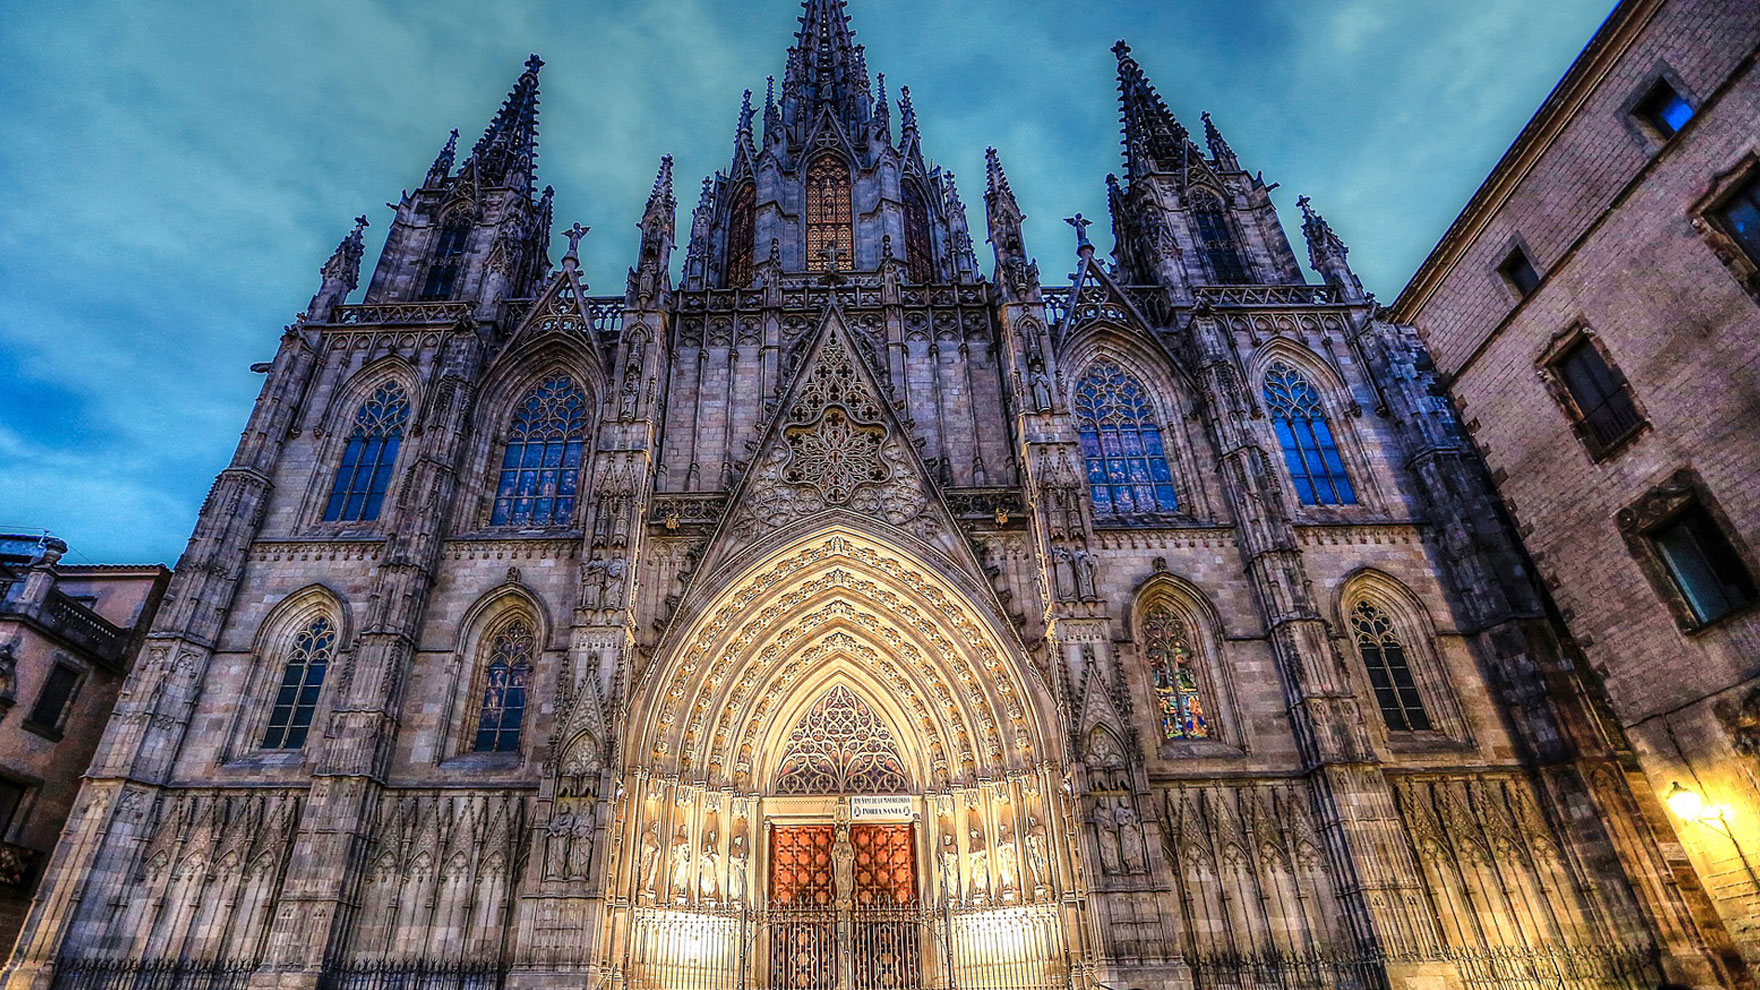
0,0,1614,565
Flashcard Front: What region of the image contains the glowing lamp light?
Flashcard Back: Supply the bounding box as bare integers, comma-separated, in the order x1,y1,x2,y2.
1666,782,1704,822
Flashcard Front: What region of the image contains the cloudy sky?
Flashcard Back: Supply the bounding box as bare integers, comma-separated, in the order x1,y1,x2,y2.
0,0,1614,565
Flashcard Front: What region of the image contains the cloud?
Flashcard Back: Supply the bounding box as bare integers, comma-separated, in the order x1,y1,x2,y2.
0,0,1614,563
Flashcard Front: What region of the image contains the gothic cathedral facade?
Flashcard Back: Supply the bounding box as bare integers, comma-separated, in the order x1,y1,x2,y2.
5,3,1749,990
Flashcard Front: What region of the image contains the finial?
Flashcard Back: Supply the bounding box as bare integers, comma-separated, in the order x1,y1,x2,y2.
1112,39,1133,61
1064,213,1094,252
1297,194,1315,220
525,53,545,74
352,215,369,235
737,89,755,138
563,222,589,269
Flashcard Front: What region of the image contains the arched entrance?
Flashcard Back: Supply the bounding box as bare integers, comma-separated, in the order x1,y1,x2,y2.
609,527,1080,990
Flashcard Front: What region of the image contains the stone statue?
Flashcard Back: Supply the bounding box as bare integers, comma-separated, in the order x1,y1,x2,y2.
604,557,628,608
727,830,748,903
638,822,661,901
581,554,607,608
938,831,961,902
995,824,1019,900
1026,816,1051,894
543,804,573,880
1072,547,1098,600
698,828,720,900
832,823,855,904
1116,799,1145,874
669,827,693,902
1029,362,1053,412
967,828,990,901
1095,804,1123,875
568,799,596,880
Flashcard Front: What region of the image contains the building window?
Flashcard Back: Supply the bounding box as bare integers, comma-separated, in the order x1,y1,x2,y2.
1141,602,1212,741
25,663,82,736
902,181,933,282
473,618,535,753
261,617,336,750
1263,362,1355,506
323,384,410,522
1350,602,1431,732
1650,503,1756,626
726,181,755,287
1072,360,1179,515
1192,191,1250,284
491,374,590,527
805,157,853,273
1548,336,1643,453
1635,78,1693,136
0,779,26,837
1712,173,1760,270
419,219,470,301
1498,245,1542,298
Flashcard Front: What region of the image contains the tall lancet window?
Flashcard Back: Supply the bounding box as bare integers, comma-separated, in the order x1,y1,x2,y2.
419,217,470,300
902,181,933,282
726,181,755,287
261,617,336,750
805,157,853,272
1073,361,1179,515
323,384,410,523
1142,603,1211,740
1350,602,1431,732
1191,191,1249,284
473,617,535,753
491,375,590,527
1263,362,1355,506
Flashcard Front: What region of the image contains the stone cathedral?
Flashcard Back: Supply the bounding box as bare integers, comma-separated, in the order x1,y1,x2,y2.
5,3,1748,990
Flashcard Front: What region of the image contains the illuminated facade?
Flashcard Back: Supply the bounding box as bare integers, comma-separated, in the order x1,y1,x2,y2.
4,2,1751,989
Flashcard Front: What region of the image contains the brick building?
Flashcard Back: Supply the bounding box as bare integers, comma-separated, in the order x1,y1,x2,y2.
1392,0,1760,960
0,535,169,949
2,2,1753,988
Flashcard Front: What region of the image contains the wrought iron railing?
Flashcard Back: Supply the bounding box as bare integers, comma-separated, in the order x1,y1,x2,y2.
318,961,505,990
50,959,256,990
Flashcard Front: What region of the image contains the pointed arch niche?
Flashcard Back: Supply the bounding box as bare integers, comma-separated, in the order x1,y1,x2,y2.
1129,575,1240,754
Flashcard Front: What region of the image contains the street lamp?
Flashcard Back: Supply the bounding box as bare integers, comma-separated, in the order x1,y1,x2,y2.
1666,781,1759,892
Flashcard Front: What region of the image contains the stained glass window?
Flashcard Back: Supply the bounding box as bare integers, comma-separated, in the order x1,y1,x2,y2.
473,618,535,753
1142,603,1211,740
419,219,469,301
491,375,589,527
1350,602,1431,732
805,157,853,273
1192,192,1249,284
902,181,933,282
1073,361,1179,515
324,384,409,523
261,616,335,750
774,686,910,794
726,181,755,287
1263,362,1355,506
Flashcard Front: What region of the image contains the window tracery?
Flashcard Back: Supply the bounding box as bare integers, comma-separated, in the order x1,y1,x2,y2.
1192,192,1249,284
774,686,910,794
805,157,853,272
261,616,336,750
1141,602,1212,741
473,617,536,753
420,217,469,300
491,374,590,527
1349,601,1431,732
324,383,410,523
1073,361,1179,515
1263,362,1355,506
726,181,755,286
902,181,933,282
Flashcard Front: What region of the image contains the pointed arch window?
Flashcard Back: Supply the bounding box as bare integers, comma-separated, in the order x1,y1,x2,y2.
726,181,755,287
473,617,535,753
420,217,470,300
902,181,933,282
261,617,336,750
323,384,410,523
1350,602,1431,732
1073,361,1179,515
1191,192,1249,284
491,375,589,527
805,157,853,273
1263,362,1355,506
1142,602,1212,740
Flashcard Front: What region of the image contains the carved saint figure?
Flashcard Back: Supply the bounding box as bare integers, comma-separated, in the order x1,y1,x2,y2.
938,831,961,903
967,828,990,901
1025,816,1051,894
1115,799,1146,874
1072,547,1098,600
994,824,1019,900
604,557,628,608
727,830,748,903
569,799,596,880
543,804,574,881
1095,804,1123,875
832,823,855,905
698,828,720,900
638,822,661,901
669,827,693,902
1029,362,1054,412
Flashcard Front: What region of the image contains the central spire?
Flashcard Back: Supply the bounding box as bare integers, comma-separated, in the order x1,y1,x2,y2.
468,54,544,191
780,0,872,148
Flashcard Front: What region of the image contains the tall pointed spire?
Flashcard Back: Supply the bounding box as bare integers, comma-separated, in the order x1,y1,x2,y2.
1201,111,1239,171
631,156,676,306
874,73,891,144
762,75,781,144
984,147,1028,267
467,54,544,190
779,0,872,148
308,215,369,318
1113,40,1195,183
1299,195,1364,302
425,129,459,188
735,89,757,161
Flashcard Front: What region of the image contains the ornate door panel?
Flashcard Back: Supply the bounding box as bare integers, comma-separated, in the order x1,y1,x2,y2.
770,825,837,989
851,824,920,990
